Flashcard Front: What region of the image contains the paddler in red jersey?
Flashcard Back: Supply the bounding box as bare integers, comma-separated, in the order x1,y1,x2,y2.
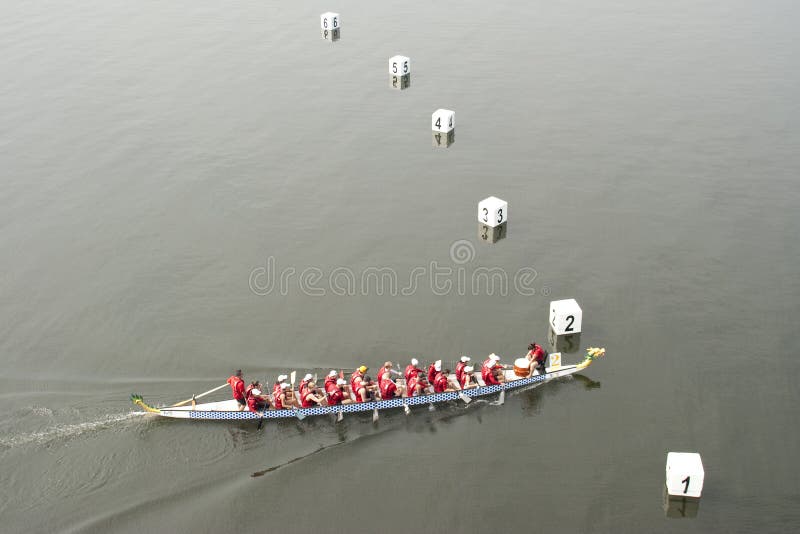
526,341,547,375
246,382,270,412
227,370,246,411
299,375,326,407
327,378,353,406
405,358,423,383
379,372,404,399
481,354,506,385
455,356,471,385
272,374,288,402
324,370,338,393
459,365,477,389
273,382,290,409
427,360,440,384
407,372,429,397
377,361,401,383
351,366,370,402
433,365,456,393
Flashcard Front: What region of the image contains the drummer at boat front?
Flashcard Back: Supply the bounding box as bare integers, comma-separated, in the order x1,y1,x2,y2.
459,366,478,389
526,341,547,376
227,369,246,411
455,356,471,385
433,364,457,393
481,354,507,385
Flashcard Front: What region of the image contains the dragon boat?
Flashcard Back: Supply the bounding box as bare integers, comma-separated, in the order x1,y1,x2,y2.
131,348,605,421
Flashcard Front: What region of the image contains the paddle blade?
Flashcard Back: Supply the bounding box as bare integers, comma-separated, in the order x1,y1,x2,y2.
337,410,344,422
458,391,472,404
290,371,297,385
498,389,505,405
428,404,435,412
372,407,379,422
295,409,306,421
404,404,410,415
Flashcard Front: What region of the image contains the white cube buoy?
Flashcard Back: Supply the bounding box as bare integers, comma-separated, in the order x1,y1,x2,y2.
389,55,410,75
320,12,340,30
549,298,582,335
432,109,455,133
478,196,507,228
666,452,704,498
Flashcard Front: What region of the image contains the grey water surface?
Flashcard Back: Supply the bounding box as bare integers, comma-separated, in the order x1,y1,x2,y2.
1,1,799,532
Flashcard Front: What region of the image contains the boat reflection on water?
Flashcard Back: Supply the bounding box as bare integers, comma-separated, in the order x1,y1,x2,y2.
478,221,507,244
390,73,411,90
548,327,581,354
321,28,341,41
519,373,601,416
663,487,700,518
432,130,454,148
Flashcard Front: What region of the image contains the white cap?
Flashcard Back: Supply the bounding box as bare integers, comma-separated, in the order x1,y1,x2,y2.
464,366,474,373
411,358,419,366
489,353,500,361
336,378,346,386
252,388,261,396
434,360,442,372
303,373,313,382
278,374,288,381
460,356,471,362
281,382,290,390
328,370,337,377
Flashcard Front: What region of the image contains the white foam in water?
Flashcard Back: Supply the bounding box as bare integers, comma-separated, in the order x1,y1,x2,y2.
0,411,146,449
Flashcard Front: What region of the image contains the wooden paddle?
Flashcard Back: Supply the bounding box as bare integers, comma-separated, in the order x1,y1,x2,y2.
170,383,228,407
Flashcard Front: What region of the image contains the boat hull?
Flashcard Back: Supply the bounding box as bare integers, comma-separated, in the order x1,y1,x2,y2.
136,365,583,421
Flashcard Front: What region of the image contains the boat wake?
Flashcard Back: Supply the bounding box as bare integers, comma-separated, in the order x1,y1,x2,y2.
0,411,146,449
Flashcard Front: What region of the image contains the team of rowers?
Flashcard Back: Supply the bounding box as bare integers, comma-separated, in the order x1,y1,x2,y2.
226,342,548,413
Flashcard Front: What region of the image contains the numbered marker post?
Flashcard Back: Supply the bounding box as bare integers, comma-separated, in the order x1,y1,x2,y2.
320,12,341,41
666,452,704,498
549,298,582,335
432,109,455,133
389,55,410,76
477,196,508,228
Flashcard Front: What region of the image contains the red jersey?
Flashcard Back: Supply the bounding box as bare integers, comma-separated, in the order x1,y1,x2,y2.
528,344,546,363
325,375,336,391
247,395,267,412
325,380,338,396
404,365,421,383
351,372,364,401
455,362,467,384
227,375,245,401
379,377,398,399
433,372,448,393
427,364,437,384
328,388,345,405
272,382,281,400
482,359,501,385
458,372,470,389
407,375,425,396
273,393,285,410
